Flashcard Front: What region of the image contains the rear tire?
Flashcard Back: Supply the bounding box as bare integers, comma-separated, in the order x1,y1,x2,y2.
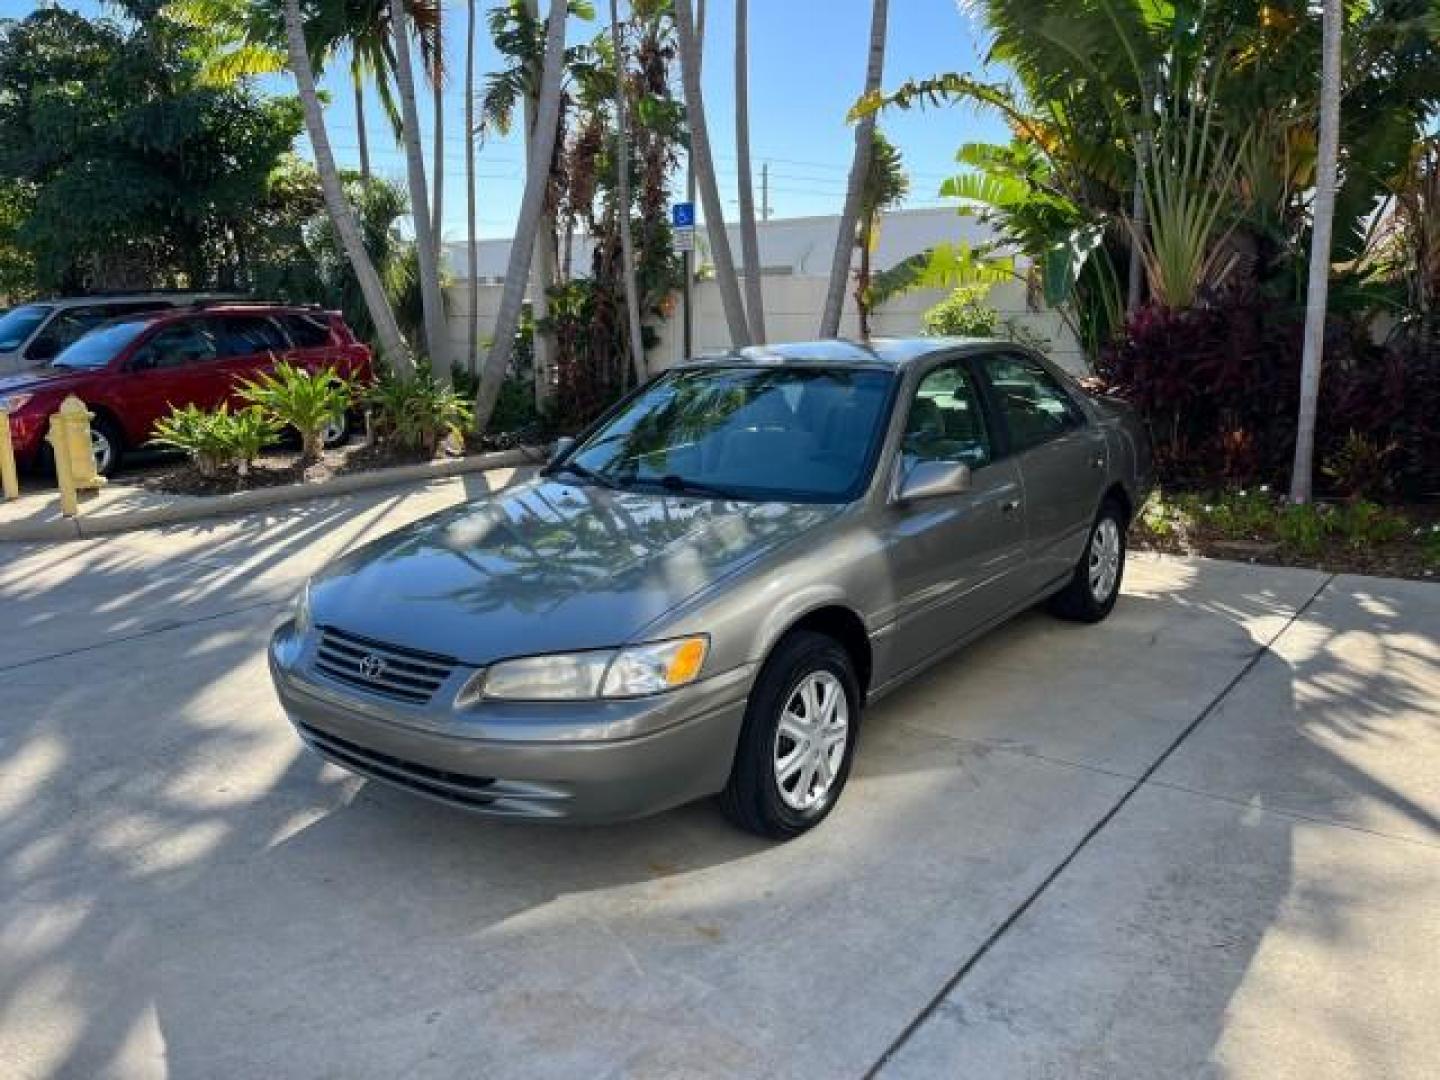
1049,498,1127,623
719,631,861,839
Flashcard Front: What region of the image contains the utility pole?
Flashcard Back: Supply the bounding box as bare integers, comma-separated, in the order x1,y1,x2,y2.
761,162,771,221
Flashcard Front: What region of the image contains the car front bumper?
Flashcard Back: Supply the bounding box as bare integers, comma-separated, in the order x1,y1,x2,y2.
268,619,754,824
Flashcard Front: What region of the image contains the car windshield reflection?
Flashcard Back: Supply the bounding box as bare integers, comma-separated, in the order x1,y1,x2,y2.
559,365,896,503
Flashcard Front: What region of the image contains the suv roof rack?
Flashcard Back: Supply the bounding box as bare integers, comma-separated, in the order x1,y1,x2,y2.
181,298,325,311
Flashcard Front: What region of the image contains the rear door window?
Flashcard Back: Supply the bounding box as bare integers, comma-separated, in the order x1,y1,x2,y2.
280,312,332,349
133,320,219,370
977,352,1086,454
212,315,289,358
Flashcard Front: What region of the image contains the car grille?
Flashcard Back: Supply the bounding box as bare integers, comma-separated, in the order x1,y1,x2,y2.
313,626,458,705
295,721,499,809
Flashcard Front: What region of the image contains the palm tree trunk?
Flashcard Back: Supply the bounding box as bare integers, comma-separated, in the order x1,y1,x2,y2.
524,0,558,412
674,0,749,347
432,56,445,257
1290,0,1342,504
476,0,568,431
820,0,888,338
353,63,372,182
855,215,873,338
389,0,452,377
283,0,410,371
1126,66,1152,316
734,0,765,343
465,0,480,375
610,0,647,386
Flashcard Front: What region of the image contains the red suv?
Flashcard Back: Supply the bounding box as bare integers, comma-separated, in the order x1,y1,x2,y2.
0,305,372,475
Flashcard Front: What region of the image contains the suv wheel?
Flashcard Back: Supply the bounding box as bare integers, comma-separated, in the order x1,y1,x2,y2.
90,416,123,477
1049,498,1127,622
719,631,860,839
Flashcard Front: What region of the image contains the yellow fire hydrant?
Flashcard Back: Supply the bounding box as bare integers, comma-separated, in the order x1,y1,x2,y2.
0,406,19,502
46,395,105,517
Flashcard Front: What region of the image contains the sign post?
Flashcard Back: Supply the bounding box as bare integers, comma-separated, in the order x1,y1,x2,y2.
672,202,696,358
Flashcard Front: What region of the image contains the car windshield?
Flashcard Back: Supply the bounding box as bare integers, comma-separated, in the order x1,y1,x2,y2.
562,365,896,502
49,318,153,369
0,304,53,351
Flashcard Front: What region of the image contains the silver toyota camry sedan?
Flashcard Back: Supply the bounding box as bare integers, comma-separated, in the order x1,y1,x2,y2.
269,338,1153,837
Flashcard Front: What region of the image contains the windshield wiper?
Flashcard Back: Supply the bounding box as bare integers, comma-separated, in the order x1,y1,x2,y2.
655,474,742,499
549,459,619,489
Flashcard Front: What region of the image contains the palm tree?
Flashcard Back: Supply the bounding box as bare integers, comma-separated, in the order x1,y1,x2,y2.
734,0,765,343
476,0,569,430
389,0,453,375
854,128,907,338
281,0,411,370
351,59,372,180
464,0,479,373
431,6,445,257
820,0,888,338
673,0,749,346
610,0,646,385
1290,0,1342,504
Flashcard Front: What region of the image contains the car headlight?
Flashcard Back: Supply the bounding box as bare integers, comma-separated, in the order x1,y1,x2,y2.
0,393,33,414
463,635,709,703
293,580,314,635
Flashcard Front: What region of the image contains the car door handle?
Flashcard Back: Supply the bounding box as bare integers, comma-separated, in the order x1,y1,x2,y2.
1090,455,1106,469
1001,498,1021,514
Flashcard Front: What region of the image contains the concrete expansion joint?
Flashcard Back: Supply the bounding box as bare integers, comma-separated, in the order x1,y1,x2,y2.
862,572,1338,1078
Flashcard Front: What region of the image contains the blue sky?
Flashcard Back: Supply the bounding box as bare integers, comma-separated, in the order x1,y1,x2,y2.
2,0,1009,239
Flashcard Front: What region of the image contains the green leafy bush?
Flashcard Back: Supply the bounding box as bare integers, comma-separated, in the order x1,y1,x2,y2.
922,285,1000,338
238,361,352,462
149,403,279,479
366,367,474,456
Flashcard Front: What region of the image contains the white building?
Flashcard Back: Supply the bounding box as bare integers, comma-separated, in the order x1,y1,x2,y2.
442,207,1083,373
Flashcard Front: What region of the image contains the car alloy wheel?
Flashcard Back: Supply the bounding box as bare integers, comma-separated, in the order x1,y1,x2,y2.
1088,516,1122,603
90,426,115,476
772,670,850,812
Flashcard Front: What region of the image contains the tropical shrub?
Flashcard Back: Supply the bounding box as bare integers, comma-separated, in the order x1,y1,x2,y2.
239,362,353,462
366,367,473,456
1097,298,1440,497
149,403,279,479
922,286,1000,337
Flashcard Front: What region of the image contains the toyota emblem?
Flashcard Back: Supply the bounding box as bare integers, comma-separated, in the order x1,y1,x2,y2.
358,654,387,680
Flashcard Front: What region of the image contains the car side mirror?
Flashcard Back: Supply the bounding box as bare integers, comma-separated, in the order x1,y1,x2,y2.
548,436,575,465
896,460,972,503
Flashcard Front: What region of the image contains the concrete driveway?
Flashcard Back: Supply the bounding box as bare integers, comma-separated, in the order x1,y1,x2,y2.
2,474,1436,1079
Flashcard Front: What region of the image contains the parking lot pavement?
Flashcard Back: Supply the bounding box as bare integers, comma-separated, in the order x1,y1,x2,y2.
2,489,1436,1079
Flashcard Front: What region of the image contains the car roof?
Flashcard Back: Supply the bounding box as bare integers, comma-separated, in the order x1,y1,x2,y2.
684,337,1005,371
33,292,247,309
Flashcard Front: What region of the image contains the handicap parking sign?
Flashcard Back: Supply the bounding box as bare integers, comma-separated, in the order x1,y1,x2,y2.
671,202,695,228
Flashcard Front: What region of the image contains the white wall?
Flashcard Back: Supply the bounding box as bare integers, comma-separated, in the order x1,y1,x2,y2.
444,274,1085,378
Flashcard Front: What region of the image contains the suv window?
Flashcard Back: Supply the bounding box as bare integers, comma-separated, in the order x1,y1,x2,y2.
280,312,331,348
979,352,1085,453
132,320,219,370
25,306,113,362
903,362,992,469
213,315,288,357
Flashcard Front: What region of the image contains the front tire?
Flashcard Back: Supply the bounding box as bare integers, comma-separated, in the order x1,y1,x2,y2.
1049,498,1127,622
90,415,123,477
719,631,861,839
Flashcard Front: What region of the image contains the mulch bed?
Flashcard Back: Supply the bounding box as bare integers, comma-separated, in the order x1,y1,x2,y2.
126,440,451,498
1131,503,1440,583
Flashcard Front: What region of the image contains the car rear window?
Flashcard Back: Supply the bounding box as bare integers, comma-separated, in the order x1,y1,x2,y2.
280,312,332,348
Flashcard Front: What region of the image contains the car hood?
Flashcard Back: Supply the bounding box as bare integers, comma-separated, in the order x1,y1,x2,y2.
309,476,842,665
0,366,86,396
